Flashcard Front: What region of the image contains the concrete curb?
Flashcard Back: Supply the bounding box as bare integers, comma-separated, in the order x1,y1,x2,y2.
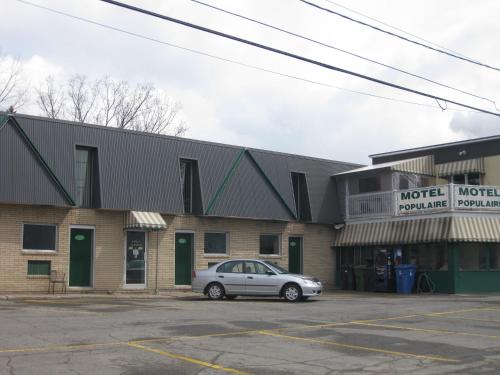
0,290,200,301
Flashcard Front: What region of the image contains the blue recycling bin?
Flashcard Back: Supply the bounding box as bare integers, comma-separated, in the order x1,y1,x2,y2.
395,264,417,294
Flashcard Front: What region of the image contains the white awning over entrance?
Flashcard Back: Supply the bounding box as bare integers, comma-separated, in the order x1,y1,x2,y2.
124,211,166,231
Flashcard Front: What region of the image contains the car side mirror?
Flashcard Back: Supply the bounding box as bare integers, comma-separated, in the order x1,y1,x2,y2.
266,271,275,276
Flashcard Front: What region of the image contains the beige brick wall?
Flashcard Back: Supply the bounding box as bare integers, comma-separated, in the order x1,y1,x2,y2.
0,204,336,293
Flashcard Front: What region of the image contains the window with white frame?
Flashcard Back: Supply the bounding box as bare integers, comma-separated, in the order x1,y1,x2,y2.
23,224,57,251
204,232,228,254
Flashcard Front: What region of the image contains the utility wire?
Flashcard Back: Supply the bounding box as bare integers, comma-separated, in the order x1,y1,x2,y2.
300,0,500,73
98,0,500,117
192,0,498,109
15,0,450,112
323,0,469,59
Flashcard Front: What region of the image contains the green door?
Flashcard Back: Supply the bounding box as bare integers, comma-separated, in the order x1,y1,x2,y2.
69,228,93,287
175,233,193,285
289,237,303,274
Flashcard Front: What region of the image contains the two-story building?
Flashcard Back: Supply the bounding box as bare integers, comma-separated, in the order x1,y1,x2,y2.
0,113,358,293
333,136,500,293
2,112,500,294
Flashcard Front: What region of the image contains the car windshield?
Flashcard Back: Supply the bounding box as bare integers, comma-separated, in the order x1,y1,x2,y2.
263,261,288,274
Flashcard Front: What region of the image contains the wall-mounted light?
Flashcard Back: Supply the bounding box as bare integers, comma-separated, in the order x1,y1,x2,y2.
458,150,467,156
333,223,345,230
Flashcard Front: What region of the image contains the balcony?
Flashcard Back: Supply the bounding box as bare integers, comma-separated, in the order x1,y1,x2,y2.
345,184,500,221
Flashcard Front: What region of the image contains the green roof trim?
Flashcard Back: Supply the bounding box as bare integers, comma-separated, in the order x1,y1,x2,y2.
246,150,297,220
0,115,9,131
205,148,246,215
7,115,76,206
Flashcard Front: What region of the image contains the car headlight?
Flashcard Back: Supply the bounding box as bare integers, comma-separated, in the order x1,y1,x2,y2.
303,279,315,286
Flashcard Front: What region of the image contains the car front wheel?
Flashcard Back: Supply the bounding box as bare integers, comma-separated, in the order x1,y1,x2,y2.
283,283,302,302
207,283,225,300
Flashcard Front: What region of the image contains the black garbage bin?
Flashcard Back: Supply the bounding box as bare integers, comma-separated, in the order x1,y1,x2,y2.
353,265,366,291
341,265,355,290
364,267,376,292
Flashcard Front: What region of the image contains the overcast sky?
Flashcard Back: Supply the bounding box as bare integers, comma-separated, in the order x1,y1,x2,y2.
1,0,499,164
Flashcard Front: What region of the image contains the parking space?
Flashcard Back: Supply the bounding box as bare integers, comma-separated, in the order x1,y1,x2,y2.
1,293,500,374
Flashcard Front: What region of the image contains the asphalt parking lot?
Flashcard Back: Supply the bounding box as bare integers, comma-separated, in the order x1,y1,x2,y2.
1,292,500,374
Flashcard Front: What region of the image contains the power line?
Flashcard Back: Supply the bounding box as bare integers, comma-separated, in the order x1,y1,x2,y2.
323,0,469,59
98,0,500,117
300,0,500,73
192,0,498,109
15,0,451,112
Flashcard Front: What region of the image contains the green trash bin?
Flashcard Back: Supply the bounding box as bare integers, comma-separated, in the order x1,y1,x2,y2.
354,265,366,291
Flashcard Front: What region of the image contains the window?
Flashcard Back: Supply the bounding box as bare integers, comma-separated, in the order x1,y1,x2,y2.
75,146,100,208
459,243,500,271
245,261,272,274
217,261,244,273
260,235,280,255
179,159,202,214
180,159,193,213
412,244,448,270
23,224,57,251
358,177,380,193
447,173,481,185
291,172,312,221
204,233,228,254
27,260,51,276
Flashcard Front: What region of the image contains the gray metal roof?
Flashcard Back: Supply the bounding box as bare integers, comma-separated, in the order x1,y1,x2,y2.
0,113,359,224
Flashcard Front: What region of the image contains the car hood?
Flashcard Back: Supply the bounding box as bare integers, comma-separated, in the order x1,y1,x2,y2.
287,274,320,283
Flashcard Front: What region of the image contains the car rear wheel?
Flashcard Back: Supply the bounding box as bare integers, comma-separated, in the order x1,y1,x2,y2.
207,283,225,300
283,283,302,302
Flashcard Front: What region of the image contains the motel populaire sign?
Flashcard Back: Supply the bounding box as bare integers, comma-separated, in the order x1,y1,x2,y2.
396,186,450,215
454,185,500,210
396,185,500,215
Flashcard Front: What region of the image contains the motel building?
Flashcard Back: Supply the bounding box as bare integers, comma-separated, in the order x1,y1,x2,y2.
0,113,358,293
2,112,500,295
333,135,500,293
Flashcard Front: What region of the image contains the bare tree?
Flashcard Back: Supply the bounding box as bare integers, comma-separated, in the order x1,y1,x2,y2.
67,75,100,123
36,76,65,119
114,83,153,129
136,93,187,136
0,54,27,112
35,74,187,136
95,76,124,127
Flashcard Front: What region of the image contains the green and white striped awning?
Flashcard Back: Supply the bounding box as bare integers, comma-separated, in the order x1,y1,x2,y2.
392,155,435,175
124,211,166,231
435,158,484,177
334,217,450,246
449,216,500,242
334,215,500,246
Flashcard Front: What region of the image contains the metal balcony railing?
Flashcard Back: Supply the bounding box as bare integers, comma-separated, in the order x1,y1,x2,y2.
345,184,500,221
347,191,393,219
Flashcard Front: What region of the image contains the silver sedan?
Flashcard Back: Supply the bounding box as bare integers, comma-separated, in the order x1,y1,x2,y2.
192,259,322,302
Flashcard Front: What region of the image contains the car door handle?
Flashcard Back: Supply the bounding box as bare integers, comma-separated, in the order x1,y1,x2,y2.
247,276,253,279
218,275,224,278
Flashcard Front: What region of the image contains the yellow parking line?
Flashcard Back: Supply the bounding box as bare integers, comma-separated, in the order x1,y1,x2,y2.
433,315,500,324
0,341,124,354
258,331,458,363
23,306,103,315
355,307,500,323
425,307,500,316
352,322,500,339
128,341,252,374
